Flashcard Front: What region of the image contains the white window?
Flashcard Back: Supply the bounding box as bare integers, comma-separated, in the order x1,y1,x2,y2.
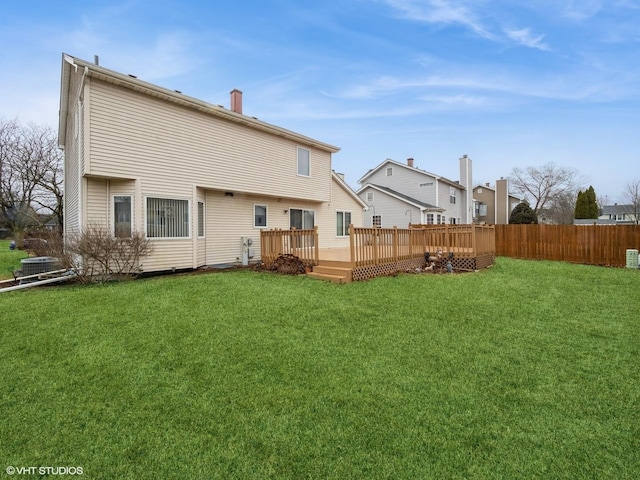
450,187,457,204
297,147,310,176
372,215,381,227
254,204,267,227
113,195,132,238
476,203,488,217
386,167,393,176
290,208,314,230
336,211,351,236
440,215,446,224
197,202,205,237
146,197,190,238
426,214,434,225
366,191,374,202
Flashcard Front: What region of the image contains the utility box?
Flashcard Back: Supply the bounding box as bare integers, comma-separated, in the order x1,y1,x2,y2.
626,249,639,269
21,257,59,276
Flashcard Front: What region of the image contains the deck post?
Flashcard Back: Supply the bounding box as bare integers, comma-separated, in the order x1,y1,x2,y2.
314,225,319,265
393,226,398,261
349,224,355,266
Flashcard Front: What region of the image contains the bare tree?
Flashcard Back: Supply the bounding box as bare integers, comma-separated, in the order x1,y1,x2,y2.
509,163,581,214
623,178,640,224
0,119,63,233
543,191,577,225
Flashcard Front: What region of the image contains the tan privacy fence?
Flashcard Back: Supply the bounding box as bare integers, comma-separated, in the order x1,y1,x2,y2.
495,224,640,267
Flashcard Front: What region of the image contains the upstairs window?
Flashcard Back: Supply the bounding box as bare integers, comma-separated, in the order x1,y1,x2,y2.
386,167,393,176
366,192,374,202
449,187,457,204
297,147,310,176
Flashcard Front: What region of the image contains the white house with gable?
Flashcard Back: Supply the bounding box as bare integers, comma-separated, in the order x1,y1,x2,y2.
356,156,474,227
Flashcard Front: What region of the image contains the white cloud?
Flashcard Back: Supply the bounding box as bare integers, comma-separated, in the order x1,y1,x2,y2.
504,28,550,51
380,0,496,40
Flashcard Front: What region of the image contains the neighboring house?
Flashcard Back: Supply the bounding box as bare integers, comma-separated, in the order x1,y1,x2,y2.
58,54,365,272
598,204,638,224
356,156,473,227
473,179,521,225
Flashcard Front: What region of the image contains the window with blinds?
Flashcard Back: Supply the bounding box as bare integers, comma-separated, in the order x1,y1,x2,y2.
146,197,190,238
197,202,205,237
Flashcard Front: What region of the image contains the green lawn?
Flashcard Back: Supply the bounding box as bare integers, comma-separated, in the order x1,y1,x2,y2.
1,258,638,479
0,239,28,279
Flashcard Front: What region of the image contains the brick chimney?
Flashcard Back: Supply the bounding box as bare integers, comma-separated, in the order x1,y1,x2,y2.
407,158,414,168
230,88,243,114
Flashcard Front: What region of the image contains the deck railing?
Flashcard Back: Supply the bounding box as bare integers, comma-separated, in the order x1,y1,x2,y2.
260,227,319,266
349,224,495,267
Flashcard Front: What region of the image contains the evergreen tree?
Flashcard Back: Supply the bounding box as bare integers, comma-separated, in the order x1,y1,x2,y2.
509,201,538,224
574,190,589,219
586,185,598,218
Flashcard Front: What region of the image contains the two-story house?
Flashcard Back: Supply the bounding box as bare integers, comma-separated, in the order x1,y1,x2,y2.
473,179,521,224
356,156,473,227
58,54,365,273
598,204,638,224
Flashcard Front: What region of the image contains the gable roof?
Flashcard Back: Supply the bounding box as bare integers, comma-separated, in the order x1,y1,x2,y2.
358,158,463,190
601,204,634,215
332,172,367,208
58,54,340,153
357,183,444,212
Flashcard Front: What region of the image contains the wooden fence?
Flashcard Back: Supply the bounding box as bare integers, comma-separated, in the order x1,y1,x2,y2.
495,224,640,267
260,227,319,266
350,224,495,267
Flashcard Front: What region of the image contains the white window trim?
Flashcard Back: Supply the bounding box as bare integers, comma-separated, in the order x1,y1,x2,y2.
289,208,316,230
386,167,393,176
366,191,374,202
144,196,191,240
336,210,352,237
297,146,310,177
112,194,133,238
254,203,268,228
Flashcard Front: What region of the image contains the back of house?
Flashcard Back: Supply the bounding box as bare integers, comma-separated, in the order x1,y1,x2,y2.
58,54,363,273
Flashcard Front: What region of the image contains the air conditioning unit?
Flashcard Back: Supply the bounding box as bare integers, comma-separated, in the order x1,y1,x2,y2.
21,257,60,277
626,249,639,269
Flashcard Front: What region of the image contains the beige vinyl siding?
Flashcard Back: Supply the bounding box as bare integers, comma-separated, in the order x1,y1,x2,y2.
142,240,193,272
87,80,331,202
86,178,108,226
315,177,364,248
204,190,326,266
63,70,85,237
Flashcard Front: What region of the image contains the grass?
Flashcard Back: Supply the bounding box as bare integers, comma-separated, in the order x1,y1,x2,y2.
0,239,28,279
1,258,638,479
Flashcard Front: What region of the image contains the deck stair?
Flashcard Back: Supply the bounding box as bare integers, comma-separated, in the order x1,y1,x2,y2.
307,260,353,284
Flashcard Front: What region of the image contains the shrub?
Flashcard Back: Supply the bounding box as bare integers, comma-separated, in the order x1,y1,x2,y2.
65,225,153,283
509,201,538,224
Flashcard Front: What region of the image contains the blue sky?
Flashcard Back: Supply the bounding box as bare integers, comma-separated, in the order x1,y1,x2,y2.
2,0,639,203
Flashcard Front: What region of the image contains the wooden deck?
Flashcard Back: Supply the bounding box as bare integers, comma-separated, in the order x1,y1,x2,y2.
262,225,496,283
